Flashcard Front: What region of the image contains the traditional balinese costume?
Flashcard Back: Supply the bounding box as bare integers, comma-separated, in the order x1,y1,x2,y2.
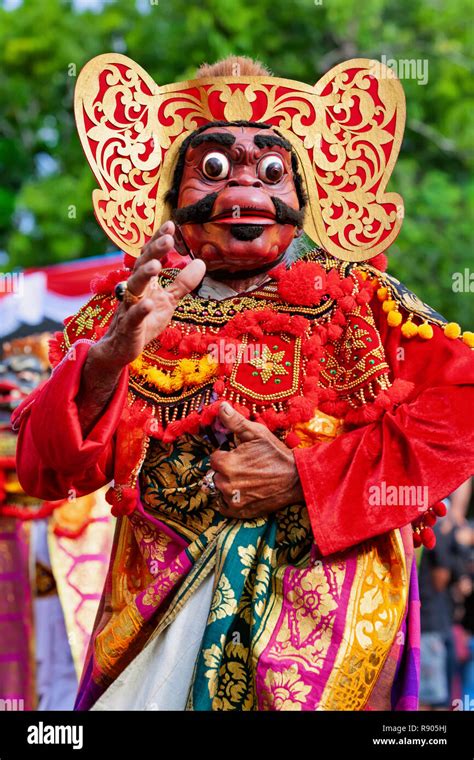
13,55,474,711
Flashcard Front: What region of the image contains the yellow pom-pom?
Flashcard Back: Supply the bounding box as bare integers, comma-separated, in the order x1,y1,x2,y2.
401,320,418,339
377,287,388,301
444,322,461,340
387,310,402,327
462,331,474,348
382,299,396,313
418,322,434,340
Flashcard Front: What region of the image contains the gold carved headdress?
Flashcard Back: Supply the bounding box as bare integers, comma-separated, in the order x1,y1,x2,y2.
74,53,405,262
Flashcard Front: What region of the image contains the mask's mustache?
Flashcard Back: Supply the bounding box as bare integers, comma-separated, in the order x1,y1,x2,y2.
172,193,305,227
271,197,305,227
173,193,218,226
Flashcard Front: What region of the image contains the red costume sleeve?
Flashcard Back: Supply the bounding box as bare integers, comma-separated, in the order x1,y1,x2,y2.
14,341,128,500
294,299,474,556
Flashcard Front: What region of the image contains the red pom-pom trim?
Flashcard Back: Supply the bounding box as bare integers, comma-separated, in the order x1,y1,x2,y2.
91,268,131,295
105,485,137,517
48,332,65,367
433,501,447,517
420,527,436,549
285,432,301,448
424,512,437,527
369,253,388,272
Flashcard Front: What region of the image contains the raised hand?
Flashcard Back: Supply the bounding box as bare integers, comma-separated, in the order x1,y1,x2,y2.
77,221,205,434
98,221,205,368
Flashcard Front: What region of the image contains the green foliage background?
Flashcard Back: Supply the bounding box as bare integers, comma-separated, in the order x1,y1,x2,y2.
0,0,472,322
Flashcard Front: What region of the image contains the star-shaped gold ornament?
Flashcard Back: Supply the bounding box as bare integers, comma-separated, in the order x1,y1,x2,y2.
249,345,288,384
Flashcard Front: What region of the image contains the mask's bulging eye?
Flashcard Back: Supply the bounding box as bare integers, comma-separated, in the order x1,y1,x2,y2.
258,155,285,183
202,152,230,180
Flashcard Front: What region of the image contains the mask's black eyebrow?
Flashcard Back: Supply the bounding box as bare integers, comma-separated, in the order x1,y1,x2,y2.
190,132,236,149
254,134,292,151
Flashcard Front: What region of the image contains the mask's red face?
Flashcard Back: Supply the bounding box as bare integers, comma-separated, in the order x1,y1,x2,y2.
174,126,304,276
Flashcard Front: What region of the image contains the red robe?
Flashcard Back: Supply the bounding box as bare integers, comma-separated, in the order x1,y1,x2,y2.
13,295,474,556
11,261,474,711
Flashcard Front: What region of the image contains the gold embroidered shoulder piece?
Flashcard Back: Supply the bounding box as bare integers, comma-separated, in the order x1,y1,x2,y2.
56,292,118,360
358,263,474,347
362,265,447,327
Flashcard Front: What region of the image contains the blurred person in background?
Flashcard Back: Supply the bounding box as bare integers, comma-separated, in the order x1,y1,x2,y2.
456,479,474,706
419,479,472,709
0,335,114,710
0,335,51,710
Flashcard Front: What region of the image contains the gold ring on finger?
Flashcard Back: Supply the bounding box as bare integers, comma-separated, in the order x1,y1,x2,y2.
114,280,144,306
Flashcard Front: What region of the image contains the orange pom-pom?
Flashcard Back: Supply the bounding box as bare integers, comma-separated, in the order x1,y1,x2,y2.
418,323,434,340
401,320,418,339
382,299,396,313
462,331,474,348
387,310,402,327
377,287,388,301
444,322,461,340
